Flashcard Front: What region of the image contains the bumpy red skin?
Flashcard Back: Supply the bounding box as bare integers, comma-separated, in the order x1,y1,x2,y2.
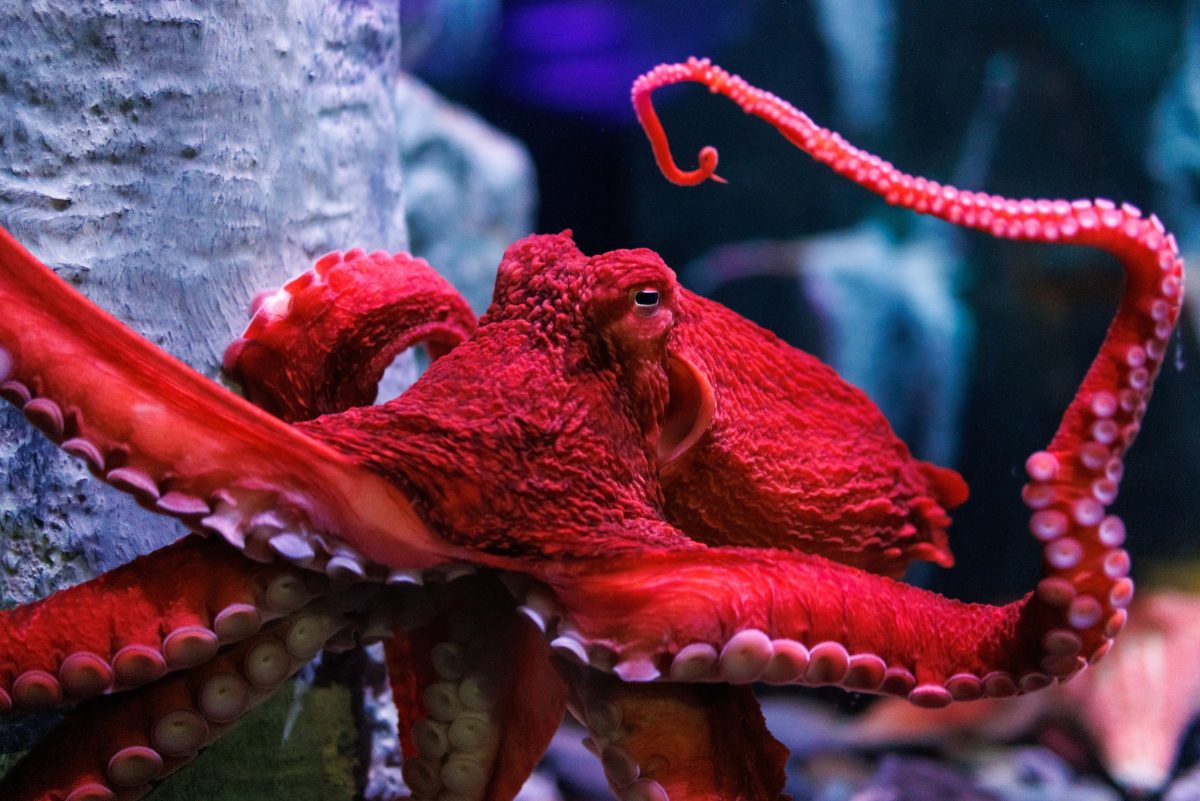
298,235,690,559
665,291,966,574
223,235,963,575
223,248,477,423
0,57,1184,801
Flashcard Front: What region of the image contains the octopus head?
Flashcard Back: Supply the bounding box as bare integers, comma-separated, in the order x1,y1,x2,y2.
484,232,689,447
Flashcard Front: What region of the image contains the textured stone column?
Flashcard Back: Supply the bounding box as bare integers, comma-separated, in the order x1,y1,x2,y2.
0,1,406,603
0,6,405,791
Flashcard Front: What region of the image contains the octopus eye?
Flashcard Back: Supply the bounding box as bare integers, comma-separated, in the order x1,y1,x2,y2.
632,288,661,316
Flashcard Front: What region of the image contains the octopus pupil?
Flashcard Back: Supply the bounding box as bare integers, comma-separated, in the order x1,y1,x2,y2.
634,289,659,307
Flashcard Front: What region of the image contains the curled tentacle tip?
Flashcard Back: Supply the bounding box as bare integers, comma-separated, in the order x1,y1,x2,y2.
661,146,722,187
698,145,721,181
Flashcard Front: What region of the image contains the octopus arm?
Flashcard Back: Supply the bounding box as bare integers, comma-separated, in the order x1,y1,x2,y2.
0,535,328,716
634,60,1183,508
560,663,789,801
545,538,1127,707
0,597,347,801
384,575,565,801
223,249,477,423
0,226,457,573
624,58,1185,689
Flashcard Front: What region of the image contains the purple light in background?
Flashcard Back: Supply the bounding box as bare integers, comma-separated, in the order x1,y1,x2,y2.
510,0,625,55
496,0,757,119
508,58,643,116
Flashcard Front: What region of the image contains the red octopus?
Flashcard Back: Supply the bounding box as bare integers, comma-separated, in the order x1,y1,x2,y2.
0,58,1183,801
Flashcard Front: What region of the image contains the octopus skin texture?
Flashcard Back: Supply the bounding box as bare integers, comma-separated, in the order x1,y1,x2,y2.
0,58,1184,801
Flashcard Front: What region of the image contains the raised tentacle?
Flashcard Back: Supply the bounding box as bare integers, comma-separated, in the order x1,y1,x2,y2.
0,599,348,801
540,537,1127,708
631,58,1183,678
223,249,477,423
560,664,788,801
0,226,461,574
385,573,566,801
0,535,328,715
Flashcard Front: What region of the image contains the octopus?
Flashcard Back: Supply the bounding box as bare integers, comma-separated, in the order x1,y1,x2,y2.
0,58,1183,801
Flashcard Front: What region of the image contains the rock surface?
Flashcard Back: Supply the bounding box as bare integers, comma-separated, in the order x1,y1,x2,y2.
0,1,406,783
397,71,536,314
0,1,406,603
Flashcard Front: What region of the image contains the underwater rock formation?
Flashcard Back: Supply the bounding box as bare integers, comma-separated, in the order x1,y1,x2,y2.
0,1,407,604
685,223,969,468
0,0,406,784
397,72,537,315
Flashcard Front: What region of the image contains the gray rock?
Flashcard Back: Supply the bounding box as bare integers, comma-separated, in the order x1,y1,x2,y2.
853,756,999,801
373,73,537,404
0,1,406,605
397,71,536,314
